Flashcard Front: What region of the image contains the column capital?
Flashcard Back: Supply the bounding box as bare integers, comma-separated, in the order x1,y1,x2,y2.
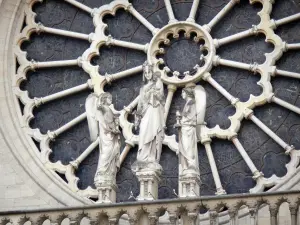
108,218,118,225
168,214,178,225
128,218,137,225
289,205,298,215
167,84,177,92
228,209,237,218
188,212,198,224
269,205,278,217
248,207,257,217
148,215,158,225
210,211,218,220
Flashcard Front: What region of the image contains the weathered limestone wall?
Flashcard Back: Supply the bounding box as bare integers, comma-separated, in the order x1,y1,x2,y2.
0,0,92,209
0,136,62,210
0,0,62,210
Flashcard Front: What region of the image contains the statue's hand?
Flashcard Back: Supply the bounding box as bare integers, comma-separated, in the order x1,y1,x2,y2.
97,104,104,111
113,129,121,134
174,123,181,129
114,117,120,126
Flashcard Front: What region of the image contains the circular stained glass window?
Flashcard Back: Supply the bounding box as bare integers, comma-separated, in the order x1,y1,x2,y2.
15,0,300,202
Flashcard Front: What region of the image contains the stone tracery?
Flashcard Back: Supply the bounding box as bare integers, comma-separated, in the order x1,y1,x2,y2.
14,0,300,202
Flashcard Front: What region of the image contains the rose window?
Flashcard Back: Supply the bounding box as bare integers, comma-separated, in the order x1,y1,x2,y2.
15,0,300,203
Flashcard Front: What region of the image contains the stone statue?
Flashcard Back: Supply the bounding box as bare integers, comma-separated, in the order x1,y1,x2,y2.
134,61,165,171
85,92,121,189
176,83,206,177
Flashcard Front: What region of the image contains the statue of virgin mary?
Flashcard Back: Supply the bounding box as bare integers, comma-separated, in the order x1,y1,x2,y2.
134,61,165,171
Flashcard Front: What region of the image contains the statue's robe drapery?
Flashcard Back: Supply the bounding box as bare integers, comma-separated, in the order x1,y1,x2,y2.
86,94,120,184
179,99,199,175
136,80,165,166
96,105,120,177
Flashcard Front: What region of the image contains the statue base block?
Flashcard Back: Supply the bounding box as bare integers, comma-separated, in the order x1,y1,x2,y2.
95,182,117,204
179,174,200,198
135,169,161,201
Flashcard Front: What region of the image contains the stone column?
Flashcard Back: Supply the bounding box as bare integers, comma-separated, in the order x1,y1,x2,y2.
249,208,257,225
203,141,226,195
169,214,178,225
228,210,237,225
289,205,298,225
188,212,198,225
269,206,278,225
128,218,137,225
209,211,219,225
149,215,159,225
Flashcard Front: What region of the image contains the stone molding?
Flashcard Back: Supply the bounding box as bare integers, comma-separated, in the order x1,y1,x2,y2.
0,190,299,225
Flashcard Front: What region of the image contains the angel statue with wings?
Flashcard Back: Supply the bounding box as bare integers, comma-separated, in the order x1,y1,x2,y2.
85,92,121,188
175,83,206,177
134,61,165,172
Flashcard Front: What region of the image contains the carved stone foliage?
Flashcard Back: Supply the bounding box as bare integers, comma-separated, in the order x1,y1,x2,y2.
15,0,300,203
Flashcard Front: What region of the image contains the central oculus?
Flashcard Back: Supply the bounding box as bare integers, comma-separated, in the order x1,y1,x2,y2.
165,38,203,75
148,22,216,87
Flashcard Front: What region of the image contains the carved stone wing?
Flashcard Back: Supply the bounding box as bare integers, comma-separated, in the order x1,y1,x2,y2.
85,93,99,142
194,85,207,140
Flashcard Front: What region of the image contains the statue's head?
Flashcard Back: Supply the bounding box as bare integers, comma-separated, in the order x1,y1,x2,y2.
99,92,112,106
142,61,153,81
182,83,196,99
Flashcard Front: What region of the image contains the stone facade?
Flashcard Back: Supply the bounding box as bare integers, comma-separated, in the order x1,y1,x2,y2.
0,0,84,209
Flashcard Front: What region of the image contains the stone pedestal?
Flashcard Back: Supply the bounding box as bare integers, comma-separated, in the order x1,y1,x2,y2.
179,174,200,198
95,176,117,203
95,185,117,203
135,169,161,201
